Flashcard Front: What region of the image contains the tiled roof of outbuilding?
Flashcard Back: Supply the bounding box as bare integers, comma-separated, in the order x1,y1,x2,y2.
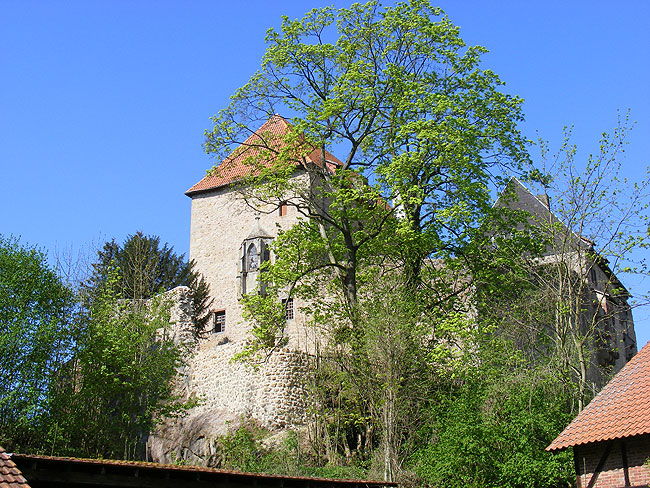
186,115,342,196
10,452,397,487
0,447,30,488
547,342,650,451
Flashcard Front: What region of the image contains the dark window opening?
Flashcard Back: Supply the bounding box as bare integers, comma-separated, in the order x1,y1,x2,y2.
282,298,294,320
261,241,270,264
213,310,226,333
590,267,598,287
279,203,288,217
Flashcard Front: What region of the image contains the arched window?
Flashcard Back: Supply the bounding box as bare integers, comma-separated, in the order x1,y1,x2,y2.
239,233,273,297
247,243,259,271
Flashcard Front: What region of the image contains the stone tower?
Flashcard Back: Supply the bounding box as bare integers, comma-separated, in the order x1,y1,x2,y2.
148,116,342,465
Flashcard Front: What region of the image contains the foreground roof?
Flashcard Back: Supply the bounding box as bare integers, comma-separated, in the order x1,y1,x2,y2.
547,342,650,451
10,452,397,488
186,115,342,196
0,447,30,488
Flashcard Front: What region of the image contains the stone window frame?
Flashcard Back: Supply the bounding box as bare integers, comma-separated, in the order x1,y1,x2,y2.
213,309,226,333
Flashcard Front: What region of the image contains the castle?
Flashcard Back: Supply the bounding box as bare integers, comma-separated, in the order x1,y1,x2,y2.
148,117,638,465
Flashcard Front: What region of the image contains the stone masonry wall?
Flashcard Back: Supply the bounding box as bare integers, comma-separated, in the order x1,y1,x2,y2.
188,176,312,349
148,286,312,466
189,341,310,428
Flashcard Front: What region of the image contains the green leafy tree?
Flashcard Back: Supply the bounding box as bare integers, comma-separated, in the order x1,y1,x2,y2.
204,0,532,309
411,345,575,488
204,0,536,481
201,0,648,484
48,269,188,460
0,236,75,452
84,232,212,337
435,117,650,487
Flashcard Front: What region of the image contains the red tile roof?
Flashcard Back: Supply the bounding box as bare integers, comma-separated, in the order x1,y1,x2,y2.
186,115,343,196
11,452,397,487
547,342,650,451
0,447,30,488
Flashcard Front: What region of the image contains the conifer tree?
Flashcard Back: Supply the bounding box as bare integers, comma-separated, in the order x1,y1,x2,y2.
84,232,212,337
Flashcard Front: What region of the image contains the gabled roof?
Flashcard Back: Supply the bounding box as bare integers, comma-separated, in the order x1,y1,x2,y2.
494,177,576,254
547,342,650,451
494,177,555,223
245,216,273,240
186,115,343,196
0,447,31,488
497,177,629,296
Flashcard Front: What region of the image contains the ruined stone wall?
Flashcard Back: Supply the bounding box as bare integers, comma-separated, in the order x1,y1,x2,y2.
189,341,310,428
148,341,311,466
149,285,312,466
164,285,195,346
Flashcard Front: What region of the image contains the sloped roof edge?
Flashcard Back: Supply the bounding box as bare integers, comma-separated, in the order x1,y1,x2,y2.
496,177,629,297
186,116,343,197
547,341,650,451
0,447,31,488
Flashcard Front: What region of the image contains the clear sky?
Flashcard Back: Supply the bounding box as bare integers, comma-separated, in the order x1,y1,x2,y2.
1,1,649,346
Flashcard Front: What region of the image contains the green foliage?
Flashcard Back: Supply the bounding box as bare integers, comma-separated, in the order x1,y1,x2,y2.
216,424,368,480
0,236,75,451
201,1,647,485
0,237,190,459
236,291,288,362
84,231,212,337
218,424,267,472
47,269,188,460
411,350,575,488
205,0,543,482
205,0,534,304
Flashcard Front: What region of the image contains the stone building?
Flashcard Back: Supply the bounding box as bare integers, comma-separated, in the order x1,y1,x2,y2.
150,118,638,465
149,116,342,464
496,178,638,390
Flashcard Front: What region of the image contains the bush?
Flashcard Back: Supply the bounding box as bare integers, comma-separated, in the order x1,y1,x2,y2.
411,368,574,488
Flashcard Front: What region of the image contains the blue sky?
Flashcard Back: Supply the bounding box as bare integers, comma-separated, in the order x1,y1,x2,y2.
1,1,649,346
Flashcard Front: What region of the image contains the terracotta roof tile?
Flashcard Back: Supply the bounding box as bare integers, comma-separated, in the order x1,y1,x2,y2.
11,453,396,486
0,448,30,488
547,342,650,451
186,115,342,196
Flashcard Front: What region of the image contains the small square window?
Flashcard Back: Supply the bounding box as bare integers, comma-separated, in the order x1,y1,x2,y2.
282,298,294,320
213,310,226,333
